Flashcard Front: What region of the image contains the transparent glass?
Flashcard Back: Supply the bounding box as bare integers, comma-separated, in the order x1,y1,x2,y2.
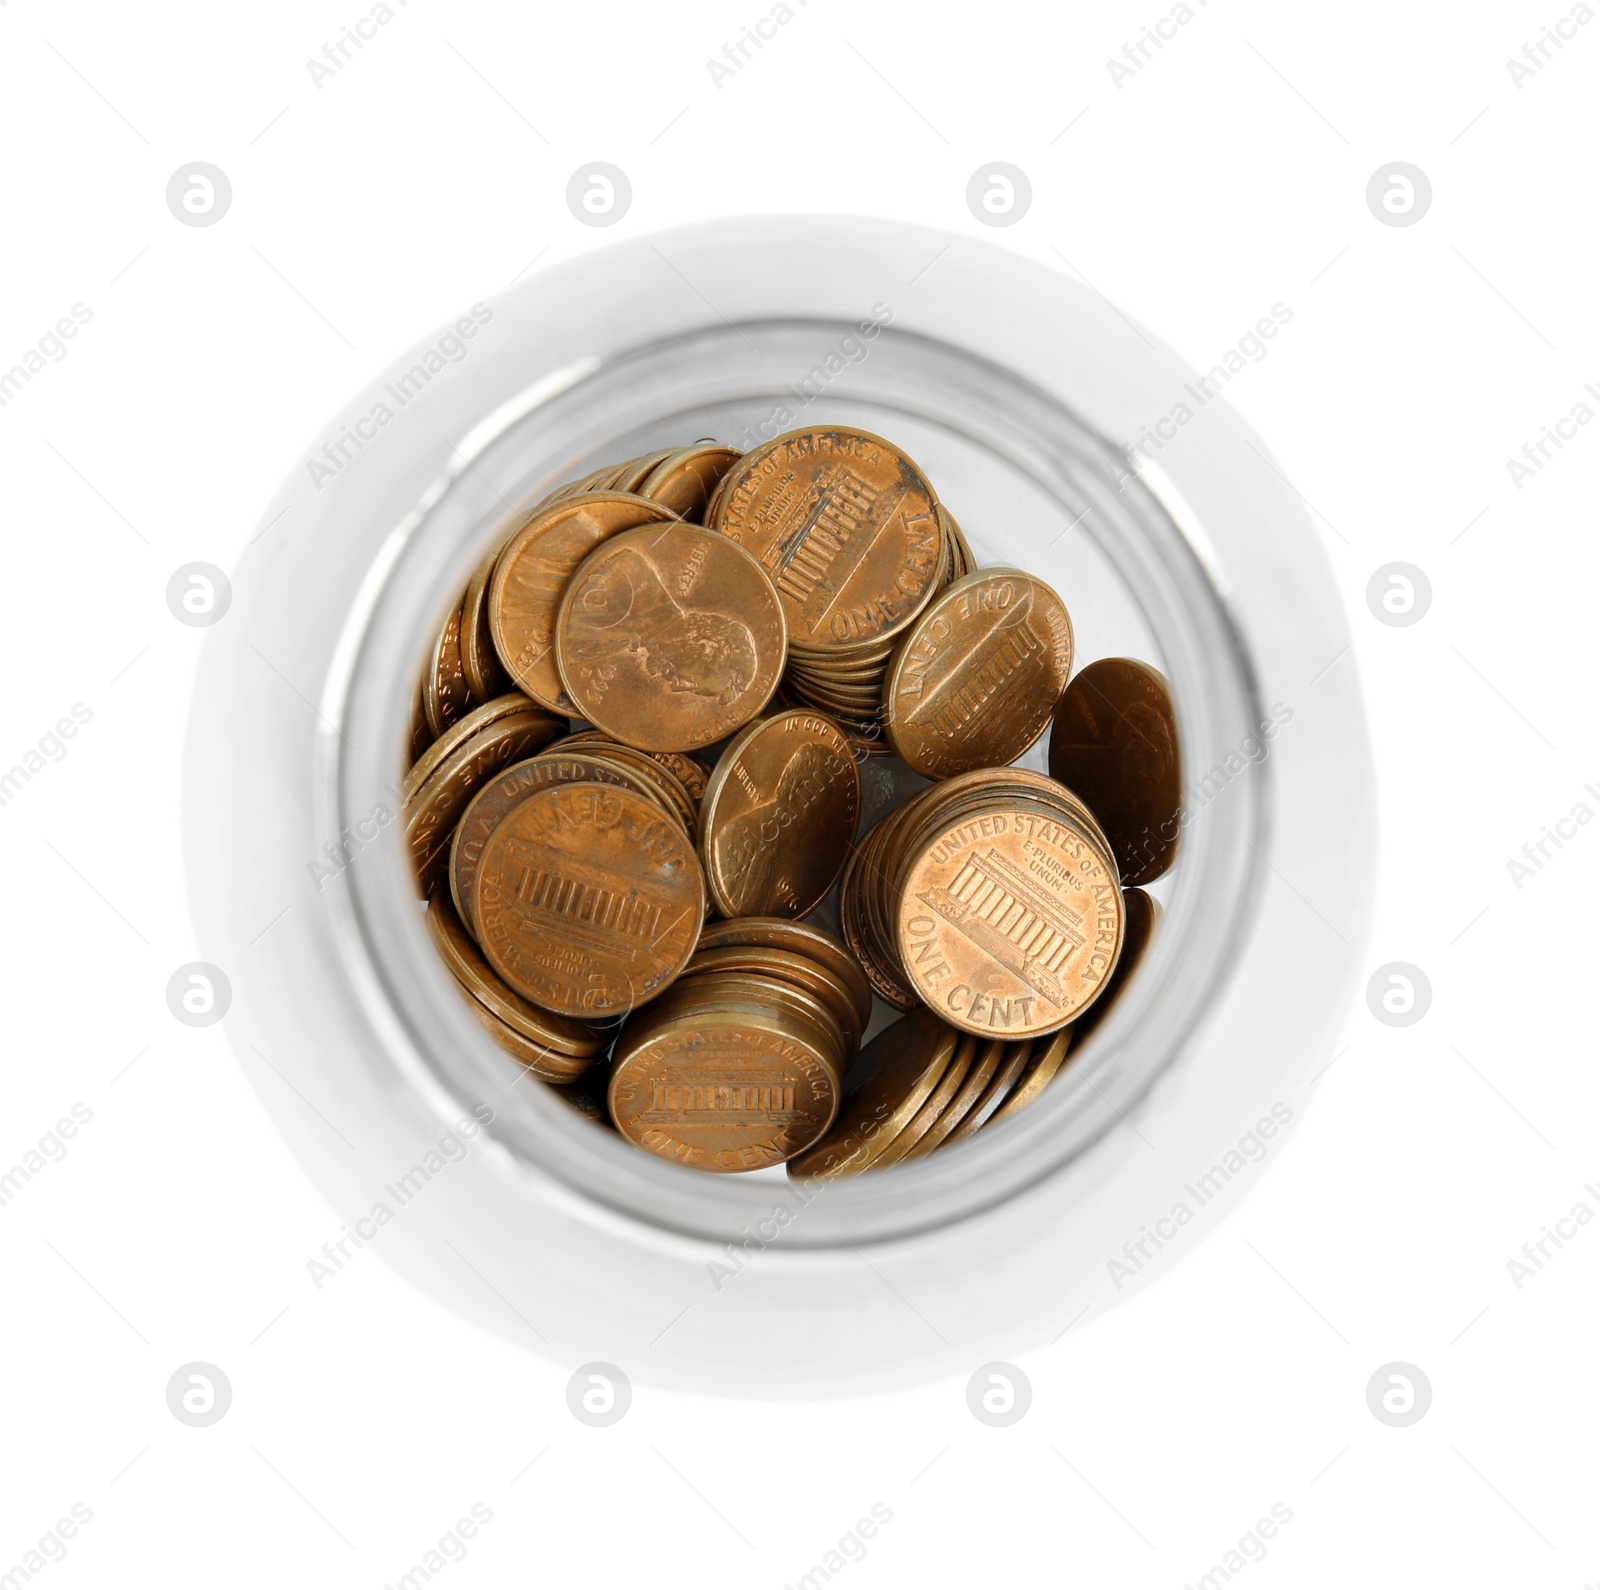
330,318,1263,1249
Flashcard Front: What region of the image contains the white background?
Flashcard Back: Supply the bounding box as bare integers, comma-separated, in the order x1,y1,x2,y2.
3,0,1597,1585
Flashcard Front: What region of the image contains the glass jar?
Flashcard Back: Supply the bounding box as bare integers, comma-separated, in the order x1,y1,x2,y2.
186,217,1373,1395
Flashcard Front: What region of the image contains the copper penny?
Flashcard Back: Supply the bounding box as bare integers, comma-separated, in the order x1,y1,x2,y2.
459,550,511,703
894,784,1125,1038
1048,657,1180,886
942,1039,1033,1143
787,1009,958,1182
682,944,864,1055
555,521,786,752
424,898,602,1077
871,1032,976,1169
1065,886,1160,1050
403,705,564,895
639,444,743,520
711,427,945,650
473,781,705,1018
487,492,679,715
698,709,861,919
900,1037,1007,1159
423,595,472,738
989,1027,1075,1124
885,569,1074,779
694,916,873,1032
448,751,668,933
609,1008,840,1172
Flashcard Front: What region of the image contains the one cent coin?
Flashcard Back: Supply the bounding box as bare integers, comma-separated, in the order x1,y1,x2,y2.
989,1027,1075,1124
473,781,705,1018
609,1009,840,1172
423,595,472,738
1065,886,1160,1050
1048,657,1180,886
487,492,679,716
555,521,786,752
448,751,666,933
895,793,1125,1038
885,569,1074,779
787,1009,958,1182
698,709,861,919
712,427,945,650
403,704,564,895
639,444,742,520
694,916,873,1032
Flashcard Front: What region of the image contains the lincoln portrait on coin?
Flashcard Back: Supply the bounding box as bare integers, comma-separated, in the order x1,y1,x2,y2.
568,540,759,704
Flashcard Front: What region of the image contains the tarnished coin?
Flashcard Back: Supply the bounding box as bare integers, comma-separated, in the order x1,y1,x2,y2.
555,521,787,752
1048,657,1180,886
487,492,680,715
448,751,667,933
639,444,742,520
423,595,472,738
885,569,1074,779
712,427,945,650
403,703,564,895
609,1009,840,1171
1064,887,1160,1050
698,709,861,919
895,785,1125,1037
424,898,602,1079
473,781,705,1018
988,1027,1075,1124
787,1010,958,1182
694,917,873,1032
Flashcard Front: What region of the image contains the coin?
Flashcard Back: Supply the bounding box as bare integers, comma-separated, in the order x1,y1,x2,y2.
787,1010,958,1181
941,1039,1033,1143
408,676,431,766
424,897,603,1077
870,1032,976,1169
639,444,743,520
988,1027,1075,1124
609,1007,841,1172
403,691,561,805
698,709,861,919
650,750,709,809
609,449,679,495
555,521,787,752
487,492,680,715
682,944,864,1054
1064,887,1160,1050
900,1037,1007,1159
459,550,511,703
1048,657,1180,886
693,917,873,1031
423,595,472,738
448,750,669,933
403,704,564,895
711,427,945,650
473,780,705,1018
885,569,1074,779
894,775,1125,1038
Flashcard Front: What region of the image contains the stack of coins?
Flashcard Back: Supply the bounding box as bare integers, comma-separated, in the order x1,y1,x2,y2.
841,768,1126,1039
790,887,1160,1180
707,428,973,754
398,424,1180,1174
606,917,869,1172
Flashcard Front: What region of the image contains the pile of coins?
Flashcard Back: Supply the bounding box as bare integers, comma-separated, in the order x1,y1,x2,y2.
399,425,1181,1175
